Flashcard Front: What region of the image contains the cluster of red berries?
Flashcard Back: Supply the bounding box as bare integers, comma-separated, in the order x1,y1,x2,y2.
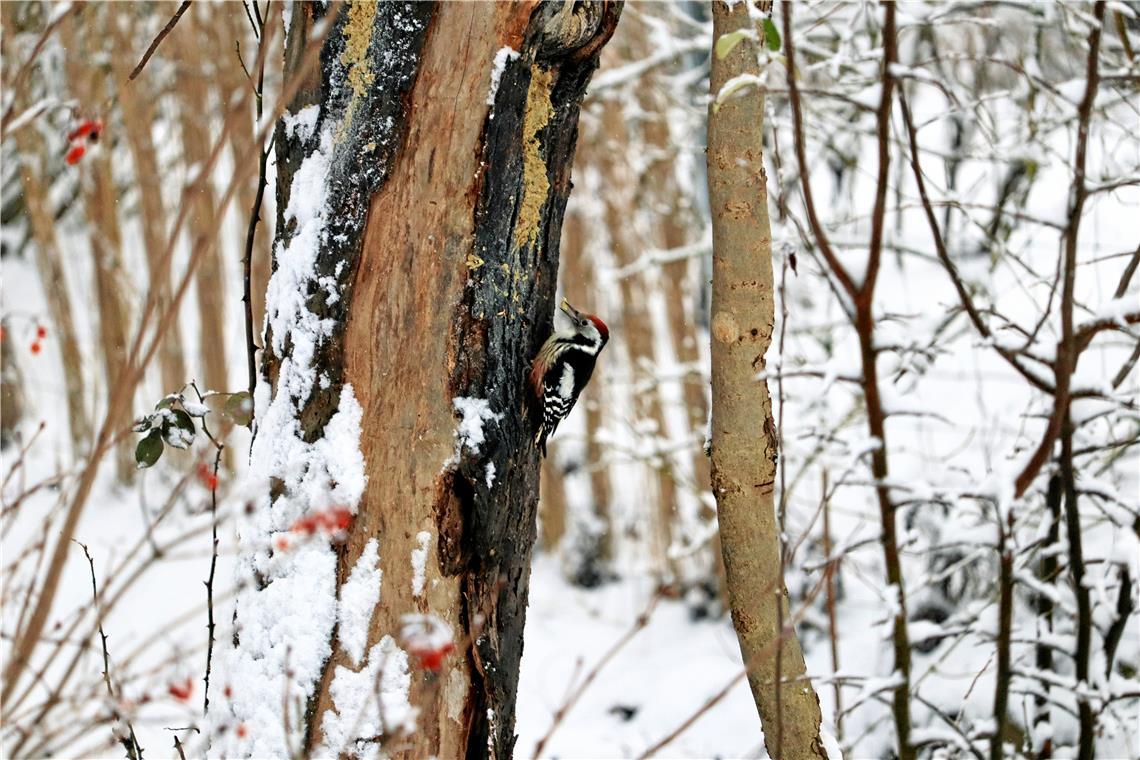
399,614,456,673
65,119,103,165
273,506,354,552
410,639,456,672
196,461,219,491
0,323,48,354
167,677,193,701
30,325,46,355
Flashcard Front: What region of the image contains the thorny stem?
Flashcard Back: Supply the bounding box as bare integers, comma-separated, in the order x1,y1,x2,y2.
127,1,194,83
781,1,856,301
1061,412,1095,760
1103,566,1134,679
241,2,270,401
76,541,144,760
1034,475,1062,757
187,382,225,715
821,471,843,744
897,89,1054,395
991,512,1014,760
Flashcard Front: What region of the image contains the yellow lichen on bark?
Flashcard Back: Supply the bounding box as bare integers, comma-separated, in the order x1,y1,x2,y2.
336,1,377,141
515,64,554,251
340,1,377,97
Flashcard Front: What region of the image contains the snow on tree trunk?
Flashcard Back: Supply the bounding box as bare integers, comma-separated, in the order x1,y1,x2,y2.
214,2,620,758
707,2,826,759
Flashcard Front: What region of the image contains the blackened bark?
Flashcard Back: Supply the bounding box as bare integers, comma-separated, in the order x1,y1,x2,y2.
450,5,622,755
265,1,434,445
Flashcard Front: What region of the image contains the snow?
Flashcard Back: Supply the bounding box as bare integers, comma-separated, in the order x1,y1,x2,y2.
411,531,431,597
182,398,211,417
399,614,453,655
318,636,415,760
450,396,502,458
283,104,321,143
486,46,519,107
338,540,382,667
209,121,368,756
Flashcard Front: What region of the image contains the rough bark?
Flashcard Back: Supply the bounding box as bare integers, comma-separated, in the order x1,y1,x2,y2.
1,324,24,449
255,3,620,758
706,3,825,759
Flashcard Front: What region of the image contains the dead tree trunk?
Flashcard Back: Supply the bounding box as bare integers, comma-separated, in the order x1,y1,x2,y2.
706,2,825,758
219,3,620,758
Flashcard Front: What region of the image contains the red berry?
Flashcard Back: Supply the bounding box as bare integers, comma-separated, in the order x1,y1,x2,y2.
67,119,103,143
223,685,233,699
235,724,248,739
30,342,42,355
413,641,455,672
167,678,193,701
36,325,47,339
65,144,86,165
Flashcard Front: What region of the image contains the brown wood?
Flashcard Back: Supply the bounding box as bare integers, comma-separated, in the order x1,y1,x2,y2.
112,14,188,398
707,3,825,758
13,124,91,455
61,9,134,479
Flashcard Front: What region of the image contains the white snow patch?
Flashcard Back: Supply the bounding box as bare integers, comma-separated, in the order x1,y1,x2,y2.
283,104,321,143
318,637,415,759
338,540,382,667
411,531,432,597
486,46,519,107
451,396,502,457
485,461,496,488
211,120,369,757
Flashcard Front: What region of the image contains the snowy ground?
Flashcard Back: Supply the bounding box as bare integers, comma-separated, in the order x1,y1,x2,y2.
518,555,765,759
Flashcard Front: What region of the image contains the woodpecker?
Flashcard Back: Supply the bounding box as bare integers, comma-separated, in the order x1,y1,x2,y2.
530,298,609,456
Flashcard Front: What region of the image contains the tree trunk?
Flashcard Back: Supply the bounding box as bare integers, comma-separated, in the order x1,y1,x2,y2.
13,125,91,455
174,10,232,460
706,3,825,759
62,8,135,482
217,3,620,758
112,16,188,398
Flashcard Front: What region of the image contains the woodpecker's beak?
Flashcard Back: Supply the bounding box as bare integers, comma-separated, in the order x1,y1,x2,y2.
559,298,581,319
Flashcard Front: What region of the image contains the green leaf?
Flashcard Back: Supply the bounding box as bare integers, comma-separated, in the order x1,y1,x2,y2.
135,430,164,468
715,29,753,59
224,391,254,427
161,409,196,449
762,17,781,52
155,395,177,410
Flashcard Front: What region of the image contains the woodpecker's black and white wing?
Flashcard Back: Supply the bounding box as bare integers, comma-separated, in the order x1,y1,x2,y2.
535,348,599,456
